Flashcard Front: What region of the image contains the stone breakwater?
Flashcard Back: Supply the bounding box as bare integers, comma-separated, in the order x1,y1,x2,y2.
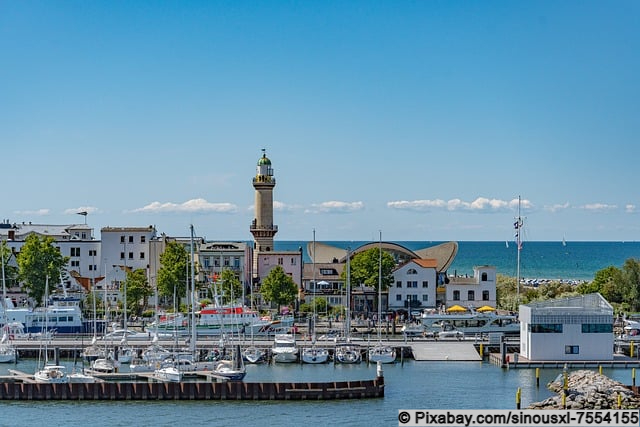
528,370,640,409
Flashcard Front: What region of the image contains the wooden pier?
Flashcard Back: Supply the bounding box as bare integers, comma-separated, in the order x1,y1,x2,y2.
0,368,384,401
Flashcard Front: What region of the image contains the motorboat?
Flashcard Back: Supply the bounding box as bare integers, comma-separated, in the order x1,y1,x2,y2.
401,324,427,338
421,308,520,336
91,357,118,373
271,334,298,363
151,305,294,337
334,342,362,364
242,346,267,364
436,324,465,340
617,320,640,341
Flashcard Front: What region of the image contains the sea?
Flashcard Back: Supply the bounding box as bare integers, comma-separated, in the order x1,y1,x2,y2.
4,241,640,426
277,240,640,282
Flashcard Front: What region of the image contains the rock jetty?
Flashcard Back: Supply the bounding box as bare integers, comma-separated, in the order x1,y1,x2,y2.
528,369,640,409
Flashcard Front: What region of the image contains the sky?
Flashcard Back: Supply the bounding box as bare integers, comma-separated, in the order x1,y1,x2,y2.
1,1,639,242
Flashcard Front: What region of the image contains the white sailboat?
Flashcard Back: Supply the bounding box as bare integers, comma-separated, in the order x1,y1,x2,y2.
301,229,329,364
34,275,69,383
368,231,396,364
0,247,17,363
211,344,246,381
335,247,361,364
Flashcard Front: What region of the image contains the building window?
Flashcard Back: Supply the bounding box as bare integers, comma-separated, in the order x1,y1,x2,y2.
453,290,460,301
234,257,240,268
407,268,417,275
224,257,230,267
81,232,87,239
482,290,490,301
422,281,428,288
422,295,429,302
120,236,125,243
290,257,296,265
529,324,563,333
396,294,402,301
70,260,80,267
468,290,475,301
70,247,80,257
263,257,269,266
481,272,488,281
203,258,210,269
396,281,402,288
89,249,97,257
128,252,133,260
565,345,579,354
582,324,613,333
128,236,134,244
141,236,146,243
277,257,283,265
120,252,125,260
139,252,145,259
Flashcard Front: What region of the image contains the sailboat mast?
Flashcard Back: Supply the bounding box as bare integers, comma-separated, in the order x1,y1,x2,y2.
515,196,523,306
345,247,351,337
311,229,316,340
189,224,197,355
378,230,382,342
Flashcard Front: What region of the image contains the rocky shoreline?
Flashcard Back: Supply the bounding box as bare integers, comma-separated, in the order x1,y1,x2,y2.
528,369,640,409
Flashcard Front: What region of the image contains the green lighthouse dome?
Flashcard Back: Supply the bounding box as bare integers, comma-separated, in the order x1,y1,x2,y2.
257,153,271,166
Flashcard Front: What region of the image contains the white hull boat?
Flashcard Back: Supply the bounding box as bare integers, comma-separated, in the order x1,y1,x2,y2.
271,334,298,363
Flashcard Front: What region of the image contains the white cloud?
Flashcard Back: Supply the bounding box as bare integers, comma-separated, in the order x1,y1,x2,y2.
14,209,50,216
544,202,571,213
64,206,100,215
625,204,636,213
388,197,531,213
306,201,364,214
131,198,238,214
581,203,617,212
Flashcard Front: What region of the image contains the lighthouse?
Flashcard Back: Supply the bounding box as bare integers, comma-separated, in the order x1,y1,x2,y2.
250,149,278,275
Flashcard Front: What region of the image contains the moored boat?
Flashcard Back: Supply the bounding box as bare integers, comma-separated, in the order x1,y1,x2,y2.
271,333,298,363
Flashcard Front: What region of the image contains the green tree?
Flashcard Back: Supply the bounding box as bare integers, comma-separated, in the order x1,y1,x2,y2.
125,268,153,316
157,241,189,305
0,241,19,289
16,235,69,306
213,269,243,305
621,258,640,311
259,265,297,308
342,248,395,291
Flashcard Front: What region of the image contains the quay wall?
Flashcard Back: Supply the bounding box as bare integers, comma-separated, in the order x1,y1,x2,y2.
0,378,384,401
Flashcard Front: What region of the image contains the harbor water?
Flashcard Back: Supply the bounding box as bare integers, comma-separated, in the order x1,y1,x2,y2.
1,358,637,426
3,241,640,425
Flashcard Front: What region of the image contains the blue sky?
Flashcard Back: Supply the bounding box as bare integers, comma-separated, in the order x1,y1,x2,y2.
2,1,639,242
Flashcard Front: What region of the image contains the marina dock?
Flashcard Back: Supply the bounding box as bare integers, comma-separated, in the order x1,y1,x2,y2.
0,368,385,401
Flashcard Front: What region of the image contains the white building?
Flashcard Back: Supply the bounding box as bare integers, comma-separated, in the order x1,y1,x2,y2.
0,221,100,295
519,293,614,361
390,259,437,311
100,226,157,306
445,266,497,309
